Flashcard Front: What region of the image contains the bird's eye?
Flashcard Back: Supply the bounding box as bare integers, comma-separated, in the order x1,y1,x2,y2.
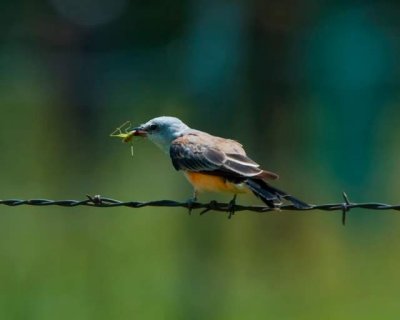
149,124,158,131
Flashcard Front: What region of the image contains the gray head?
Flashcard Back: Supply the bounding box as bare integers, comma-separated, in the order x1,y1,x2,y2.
134,116,190,153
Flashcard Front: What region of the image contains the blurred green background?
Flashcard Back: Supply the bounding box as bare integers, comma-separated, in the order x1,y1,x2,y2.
1,0,400,319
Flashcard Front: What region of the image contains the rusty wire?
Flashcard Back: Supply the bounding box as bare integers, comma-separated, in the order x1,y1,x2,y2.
1,193,400,225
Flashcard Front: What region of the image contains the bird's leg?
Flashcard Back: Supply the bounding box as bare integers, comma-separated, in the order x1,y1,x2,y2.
227,194,237,219
186,189,198,215
192,189,198,202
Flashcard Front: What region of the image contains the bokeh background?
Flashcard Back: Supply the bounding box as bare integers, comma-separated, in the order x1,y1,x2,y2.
1,0,400,319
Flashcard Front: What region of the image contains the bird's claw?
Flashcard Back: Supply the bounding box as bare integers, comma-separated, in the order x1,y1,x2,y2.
186,190,199,215
227,195,237,219
186,197,197,215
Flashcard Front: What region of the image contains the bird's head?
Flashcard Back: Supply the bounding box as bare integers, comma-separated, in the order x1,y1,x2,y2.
134,116,189,153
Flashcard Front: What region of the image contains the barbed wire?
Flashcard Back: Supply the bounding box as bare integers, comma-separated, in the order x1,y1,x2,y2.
1,193,400,225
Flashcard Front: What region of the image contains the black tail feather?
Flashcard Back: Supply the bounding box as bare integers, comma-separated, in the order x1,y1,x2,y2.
245,179,309,209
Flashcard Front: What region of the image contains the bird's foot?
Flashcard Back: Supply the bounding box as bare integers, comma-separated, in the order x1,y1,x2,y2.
227,195,237,219
186,190,199,215
186,196,197,215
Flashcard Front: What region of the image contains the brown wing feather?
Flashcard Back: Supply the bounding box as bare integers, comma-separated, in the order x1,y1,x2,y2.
170,131,279,180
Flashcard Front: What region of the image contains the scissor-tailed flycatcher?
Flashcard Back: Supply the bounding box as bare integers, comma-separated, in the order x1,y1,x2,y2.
133,116,308,209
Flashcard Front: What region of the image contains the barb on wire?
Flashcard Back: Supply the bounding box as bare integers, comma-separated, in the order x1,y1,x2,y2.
1,193,400,224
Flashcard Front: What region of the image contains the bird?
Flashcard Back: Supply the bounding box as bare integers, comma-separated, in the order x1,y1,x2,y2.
132,116,308,214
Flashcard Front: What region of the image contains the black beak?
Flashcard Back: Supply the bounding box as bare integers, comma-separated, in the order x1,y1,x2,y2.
132,126,147,137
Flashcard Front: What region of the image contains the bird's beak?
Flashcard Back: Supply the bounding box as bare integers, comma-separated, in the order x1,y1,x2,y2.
132,126,147,137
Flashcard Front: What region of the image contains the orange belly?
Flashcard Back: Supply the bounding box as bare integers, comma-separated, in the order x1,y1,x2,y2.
184,171,249,194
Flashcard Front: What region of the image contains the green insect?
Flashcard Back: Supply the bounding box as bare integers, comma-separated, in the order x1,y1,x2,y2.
110,121,137,156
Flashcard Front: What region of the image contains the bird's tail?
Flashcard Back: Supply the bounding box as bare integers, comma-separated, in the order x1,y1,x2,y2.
245,179,309,209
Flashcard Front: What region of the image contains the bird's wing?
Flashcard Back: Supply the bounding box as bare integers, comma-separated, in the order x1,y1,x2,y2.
170,132,278,179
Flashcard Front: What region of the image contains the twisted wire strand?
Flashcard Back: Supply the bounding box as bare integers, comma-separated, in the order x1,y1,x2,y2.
1,193,400,224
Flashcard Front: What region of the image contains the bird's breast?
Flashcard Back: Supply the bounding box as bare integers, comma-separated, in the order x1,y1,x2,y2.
183,171,249,194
